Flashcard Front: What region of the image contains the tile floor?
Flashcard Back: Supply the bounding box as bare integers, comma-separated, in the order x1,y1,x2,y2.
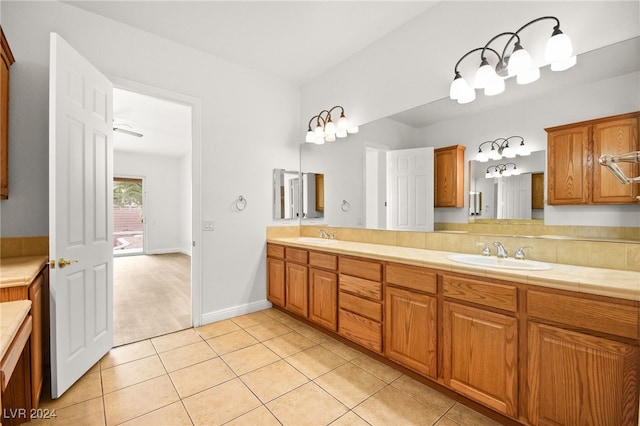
30,309,501,426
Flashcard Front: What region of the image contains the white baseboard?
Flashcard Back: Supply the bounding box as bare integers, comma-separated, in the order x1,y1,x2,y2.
199,300,273,325
146,247,191,256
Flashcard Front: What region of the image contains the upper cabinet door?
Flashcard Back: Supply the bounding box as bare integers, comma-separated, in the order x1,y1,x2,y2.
592,117,639,203
546,124,590,205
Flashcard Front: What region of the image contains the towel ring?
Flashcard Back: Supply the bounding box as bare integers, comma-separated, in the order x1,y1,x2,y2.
235,195,247,211
341,199,350,212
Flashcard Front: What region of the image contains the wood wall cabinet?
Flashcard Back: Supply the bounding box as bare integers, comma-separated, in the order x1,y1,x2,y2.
434,144,466,207
384,263,437,378
531,172,544,209
338,256,383,353
442,274,518,417
1,27,15,200
0,265,49,411
266,244,285,307
546,112,639,205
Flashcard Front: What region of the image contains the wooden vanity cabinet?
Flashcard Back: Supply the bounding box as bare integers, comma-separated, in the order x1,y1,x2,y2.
434,144,466,207
338,257,383,353
525,290,640,425
0,265,49,412
441,273,519,418
384,263,437,378
284,247,308,317
308,251,337,331
546,112,639,205
266,244,286,307
0,27,15,200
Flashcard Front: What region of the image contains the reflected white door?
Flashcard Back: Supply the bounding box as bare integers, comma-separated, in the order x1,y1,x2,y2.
497,174,532,219
387,147,434,231
49,33,113,398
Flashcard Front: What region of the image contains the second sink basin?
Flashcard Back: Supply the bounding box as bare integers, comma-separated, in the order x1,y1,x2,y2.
448,254,552,271
296,237,338,244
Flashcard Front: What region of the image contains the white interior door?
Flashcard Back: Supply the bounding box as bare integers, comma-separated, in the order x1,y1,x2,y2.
387,147,434,231
49,33,113,398
497,174,532,219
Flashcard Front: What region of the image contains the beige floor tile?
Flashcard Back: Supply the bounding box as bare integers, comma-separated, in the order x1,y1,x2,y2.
267,382,348,426
27,396,105,426
221,343,281,375
391,375,455,415
351,355,402,384
353,385,442,426
101,340,157,369
231,311,272,328
290,323,336,343
151,328,203,353
103,375,180,425
120,401,193,425
101,355,166,394
329,411,370,426
169,357,236,398
442,402,502,426
321,340,363,361
285,345,347,379
196,319,241,339
182,378,261,425
241,359,309,403
158,340,217,372
261,308,289,320
245,320,292,341
39,370,102,410
207,329,259,355
275,314,305,329
224,405,282,426
263,331,316,358
434,417,459,426
315,363,386,408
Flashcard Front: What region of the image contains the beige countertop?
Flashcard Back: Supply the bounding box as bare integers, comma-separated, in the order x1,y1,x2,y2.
0,255,48,288
0,300,31,361
268,237,640,302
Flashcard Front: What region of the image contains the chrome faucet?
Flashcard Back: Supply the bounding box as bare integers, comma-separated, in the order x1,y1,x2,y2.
475,242,491,256
319,229,330,239
493,242,508,258
514,246,532,260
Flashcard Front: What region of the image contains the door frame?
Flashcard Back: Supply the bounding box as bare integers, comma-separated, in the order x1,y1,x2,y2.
110,77,203,327
113,175,147,256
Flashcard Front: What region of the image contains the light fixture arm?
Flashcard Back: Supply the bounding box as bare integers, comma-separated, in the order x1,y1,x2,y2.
307,115,320,131
500,16,561,60
453,47,501,75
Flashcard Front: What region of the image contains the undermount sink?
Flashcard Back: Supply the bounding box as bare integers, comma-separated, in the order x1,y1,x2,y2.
296,237,338,244
448,254,552,271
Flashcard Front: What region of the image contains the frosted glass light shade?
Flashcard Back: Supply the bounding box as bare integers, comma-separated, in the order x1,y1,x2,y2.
337,114,349,130
517,142,531,156
489,148,502,161
347,126,359,134
516,66,540,85
450,75,469,100
314,124,324,137
475,60,497,89
324,120,336,135
305,130,315,143
511,167,521,175
508,44,533,76
551,55,576,71
457,86,476,104
484,76,505,96
476,150,489,162
336,130,347,138
546,31,573,63
325,133,336,142
501,145,516,158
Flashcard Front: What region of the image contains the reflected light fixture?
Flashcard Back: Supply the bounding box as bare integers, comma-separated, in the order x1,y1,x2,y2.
449,16,576,104
476,136,530,162
485,163,521,178
305,105,358,144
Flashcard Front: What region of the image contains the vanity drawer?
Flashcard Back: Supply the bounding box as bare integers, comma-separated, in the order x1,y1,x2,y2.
309,251,338,271
340,257,382,282
267,244,285,259
339,274,382,301
285,247,308,264
386,263,437,294
339,309,382,353
443,274,517,312
339,291,382,322
527,290,640,339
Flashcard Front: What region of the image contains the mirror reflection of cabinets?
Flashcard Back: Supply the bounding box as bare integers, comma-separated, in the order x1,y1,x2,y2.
272,169,325,220
1,27,15,200
434,145,465,208
546,112,639,205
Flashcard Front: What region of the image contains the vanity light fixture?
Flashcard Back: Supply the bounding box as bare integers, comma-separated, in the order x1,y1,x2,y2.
485,163,521,178
475,136,530,162
305,105,359,144
449,16,576,104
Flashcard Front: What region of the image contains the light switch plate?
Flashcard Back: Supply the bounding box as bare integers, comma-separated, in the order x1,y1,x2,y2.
203,220,215,231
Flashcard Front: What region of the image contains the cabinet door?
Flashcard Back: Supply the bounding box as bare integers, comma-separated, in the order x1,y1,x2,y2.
267,257,285,307
434,145,465,207
385,286,437,377
443,302,518,417
547,125,590,205
28,275,44,409
531,172,544,209
527,322,639,426
308,268,337,331
592,117,639,203
285,262,308,317
0,31,12,200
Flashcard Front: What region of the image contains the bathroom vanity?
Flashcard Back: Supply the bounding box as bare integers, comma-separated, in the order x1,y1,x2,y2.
266,236,639,426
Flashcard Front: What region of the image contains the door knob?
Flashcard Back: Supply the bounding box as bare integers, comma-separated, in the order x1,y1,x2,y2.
57,257,78,268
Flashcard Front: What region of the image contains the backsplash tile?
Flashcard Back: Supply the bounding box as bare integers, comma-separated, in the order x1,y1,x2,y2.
1,236,49,257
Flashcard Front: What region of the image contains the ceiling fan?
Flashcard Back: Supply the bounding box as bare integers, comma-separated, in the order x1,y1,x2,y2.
113,122,143,137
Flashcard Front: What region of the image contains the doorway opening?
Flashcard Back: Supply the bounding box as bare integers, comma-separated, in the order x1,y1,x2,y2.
112,86,194,346
113,177,144,256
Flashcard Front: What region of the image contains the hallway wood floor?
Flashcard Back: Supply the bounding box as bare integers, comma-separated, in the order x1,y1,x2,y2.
114,253,191,346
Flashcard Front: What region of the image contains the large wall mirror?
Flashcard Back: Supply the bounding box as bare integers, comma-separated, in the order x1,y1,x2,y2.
273,169,324,221
299,38,640,238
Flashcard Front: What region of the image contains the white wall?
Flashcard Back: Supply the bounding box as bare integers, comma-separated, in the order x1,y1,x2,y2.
114,151,190,255
1,2,300,323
